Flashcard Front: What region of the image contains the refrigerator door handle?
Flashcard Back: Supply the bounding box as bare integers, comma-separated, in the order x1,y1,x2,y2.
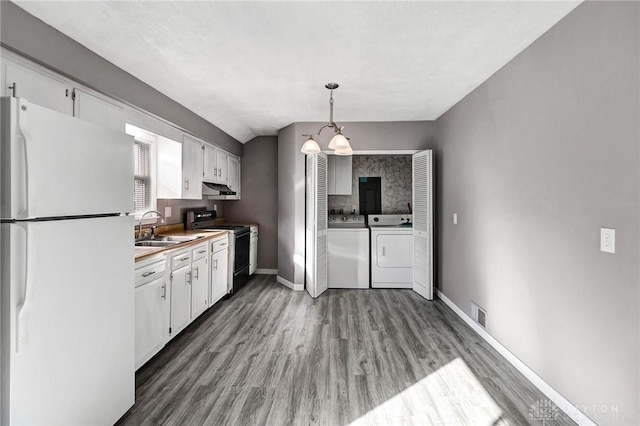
15,98,31,218
14,223,31,353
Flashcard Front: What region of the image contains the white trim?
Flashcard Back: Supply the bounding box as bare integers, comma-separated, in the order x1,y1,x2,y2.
322,150,420,155
255,269,277,275
277,275,304,291
436,289,596,426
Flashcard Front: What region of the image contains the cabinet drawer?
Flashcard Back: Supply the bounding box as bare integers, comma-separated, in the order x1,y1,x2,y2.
192,243,208,261
135,260,166,287
211,237,229,254
170,251,191,271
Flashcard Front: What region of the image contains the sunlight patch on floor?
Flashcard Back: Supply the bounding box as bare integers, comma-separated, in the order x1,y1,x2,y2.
349,358,509,426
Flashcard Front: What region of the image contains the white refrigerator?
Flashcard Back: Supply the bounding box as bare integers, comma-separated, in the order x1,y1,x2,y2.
1,97,135,425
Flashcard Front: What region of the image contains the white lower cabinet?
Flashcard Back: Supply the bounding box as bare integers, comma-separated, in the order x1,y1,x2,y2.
191,244,210,318
249,226,258,275
210,235,229,306
169,250,192,337
135,256,169,370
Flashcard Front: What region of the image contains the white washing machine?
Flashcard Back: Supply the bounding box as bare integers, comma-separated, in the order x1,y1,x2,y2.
328,215,369,289
369,214,413,288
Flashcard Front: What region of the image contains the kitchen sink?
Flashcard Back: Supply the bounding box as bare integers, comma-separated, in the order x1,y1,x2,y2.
155,235,203,242
135,240,180,247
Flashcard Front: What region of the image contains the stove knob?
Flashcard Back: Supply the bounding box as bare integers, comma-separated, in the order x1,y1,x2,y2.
341,216,347,222
373,217,379,222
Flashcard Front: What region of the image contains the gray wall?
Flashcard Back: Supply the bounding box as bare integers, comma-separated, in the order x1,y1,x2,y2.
435,2,639,424
224,136,278,270
278,121,435,285
0,1,242,156
156,199,221,226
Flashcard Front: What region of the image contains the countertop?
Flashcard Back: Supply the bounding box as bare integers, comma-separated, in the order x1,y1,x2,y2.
134,229,229,262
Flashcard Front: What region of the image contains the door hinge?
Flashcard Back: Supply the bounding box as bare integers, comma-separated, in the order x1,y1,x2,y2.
170,272,173,281
169,327,172,334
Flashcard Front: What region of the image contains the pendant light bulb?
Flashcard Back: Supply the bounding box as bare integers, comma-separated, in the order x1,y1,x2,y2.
301,136,321,154
329,133,350,150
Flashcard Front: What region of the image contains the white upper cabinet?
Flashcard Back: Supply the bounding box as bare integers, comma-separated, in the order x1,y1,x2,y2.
3,59,73,115
182,135,203,200
227,155,241,200
73,88,125,132
156,135,183,199
327,155,352,195
203,144,229,184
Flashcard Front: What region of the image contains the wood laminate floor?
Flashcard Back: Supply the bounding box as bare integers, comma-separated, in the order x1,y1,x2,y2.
117,275,576,426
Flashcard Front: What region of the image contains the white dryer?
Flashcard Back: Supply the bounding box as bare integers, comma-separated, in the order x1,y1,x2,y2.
369,214,413,288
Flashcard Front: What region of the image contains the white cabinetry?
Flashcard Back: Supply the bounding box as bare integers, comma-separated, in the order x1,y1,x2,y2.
156,135,183,199
203,144,228,184
249,226,258,275
73,88,125,132
227,155,241,200
182,135,204,199
2,58,73,115
210,236,230,305
169,250,192,337
327,155,352,195
135,256,169,370
190,243,210,318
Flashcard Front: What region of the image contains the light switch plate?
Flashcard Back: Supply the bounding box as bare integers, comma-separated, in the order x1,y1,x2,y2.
453,213,458,225
600,228,615,253
165,206,172,218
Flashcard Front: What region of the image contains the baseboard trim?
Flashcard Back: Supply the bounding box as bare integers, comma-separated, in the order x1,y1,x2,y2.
276,275,304,291
255,269,277,275
436,289,595,426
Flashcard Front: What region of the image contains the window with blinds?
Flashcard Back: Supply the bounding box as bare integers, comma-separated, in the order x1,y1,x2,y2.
133,140,151,215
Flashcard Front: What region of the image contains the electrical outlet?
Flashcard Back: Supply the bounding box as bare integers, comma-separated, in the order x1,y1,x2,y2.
453,213,458,225
164,206,172,218
600,228,615,253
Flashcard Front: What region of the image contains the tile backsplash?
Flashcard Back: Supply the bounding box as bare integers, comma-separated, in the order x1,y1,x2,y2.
329,155,412,214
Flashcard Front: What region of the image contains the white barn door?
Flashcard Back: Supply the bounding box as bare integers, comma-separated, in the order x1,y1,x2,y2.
412,150,434,300
305,153,328,298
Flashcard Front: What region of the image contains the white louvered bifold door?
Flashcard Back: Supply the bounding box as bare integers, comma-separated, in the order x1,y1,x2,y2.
305,153,328,298
412,150,434,300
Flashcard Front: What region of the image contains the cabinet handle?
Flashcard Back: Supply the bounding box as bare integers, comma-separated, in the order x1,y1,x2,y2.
382,247,386,256
214,259,218,269
184,180,190,191
8,82,16,97
161,283,167,300
186,271,191,284
194,267,199,280
179,256,189,262
142,271,156,277
214,167,217,176
218,168,221,177
220,242,227,246
198,250,206,254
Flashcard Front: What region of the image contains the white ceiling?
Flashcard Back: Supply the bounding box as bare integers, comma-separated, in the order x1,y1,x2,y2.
15,1,580,143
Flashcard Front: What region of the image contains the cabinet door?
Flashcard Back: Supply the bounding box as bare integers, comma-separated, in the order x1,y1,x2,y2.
135,276,169,370
182,135,203,199
216,150,228,184
375,234,413,268
334,156,353,195
157,135,183,199
211,249,229,305
170,265,191,337
191,256,209,319
4,60,73,115
73,88,125,132
203,144,218,182
227,155,241,199
327,155,336,195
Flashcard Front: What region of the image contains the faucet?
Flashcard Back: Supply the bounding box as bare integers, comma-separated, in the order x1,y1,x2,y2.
138,210,165,240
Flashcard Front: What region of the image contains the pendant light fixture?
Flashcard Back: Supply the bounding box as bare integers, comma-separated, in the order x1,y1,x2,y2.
301,83,353,156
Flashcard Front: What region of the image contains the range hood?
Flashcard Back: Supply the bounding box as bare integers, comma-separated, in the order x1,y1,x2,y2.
202,182,236,196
